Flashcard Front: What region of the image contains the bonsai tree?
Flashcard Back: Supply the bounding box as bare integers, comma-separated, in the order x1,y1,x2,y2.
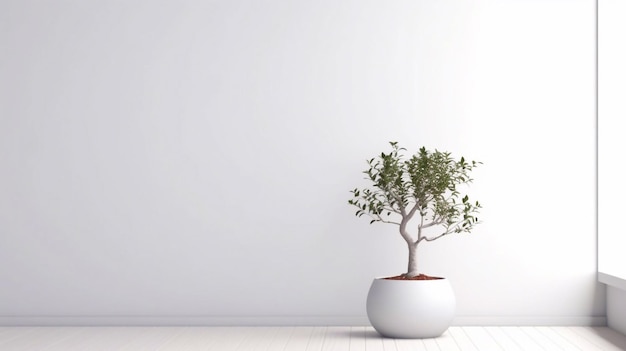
348,142,481,279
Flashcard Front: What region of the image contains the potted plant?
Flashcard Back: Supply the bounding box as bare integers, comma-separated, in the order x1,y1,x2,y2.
348,141,481,338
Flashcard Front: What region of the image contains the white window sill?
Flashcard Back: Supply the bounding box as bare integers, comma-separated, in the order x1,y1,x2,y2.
599,272,626,291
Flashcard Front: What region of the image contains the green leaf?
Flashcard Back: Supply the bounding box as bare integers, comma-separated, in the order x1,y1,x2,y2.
347,142,481,233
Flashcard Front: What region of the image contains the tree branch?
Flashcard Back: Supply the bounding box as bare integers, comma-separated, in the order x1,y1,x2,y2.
418,231,452,243
386,189,407,216
399,216,415,246
407,202,420,221
416,209,425,244
417,219,471,244
420,219,442,229
370,212,401,225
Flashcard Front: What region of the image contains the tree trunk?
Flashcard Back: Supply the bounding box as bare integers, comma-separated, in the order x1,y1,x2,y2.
406,243,419,277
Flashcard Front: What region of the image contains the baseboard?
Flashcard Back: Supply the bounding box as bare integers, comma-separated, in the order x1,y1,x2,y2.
0,315,369,327
452,316,607,326
0,315,607,327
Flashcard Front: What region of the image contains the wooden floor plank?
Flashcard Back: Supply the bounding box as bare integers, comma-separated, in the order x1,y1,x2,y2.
0,327,32,339
249,327,281,351
534,327,582,351
231,327,277,351
280,326,313,351
0,327,83,351
483,327,523,351
433,330,461,351
0,327,36,346
377,333,398,351
579,327,626,350
519,327,564,351
0,325,623,350
42,327,154,351
381,338,397,351
41,327,89,350
204,326,250,351
320,326,351,351
304,326,327,351
422,337,441,351
552,327,604,351
112,327,184,351
155,327,227,351
349,326,366,351
500,326,546,350
362,327,385,351
394,337,427,351
266,326,295,351
568,327,626,351
447,327,479,351
462,327,503,350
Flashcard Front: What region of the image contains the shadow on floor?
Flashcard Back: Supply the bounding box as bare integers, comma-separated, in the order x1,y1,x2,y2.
322,327,383,339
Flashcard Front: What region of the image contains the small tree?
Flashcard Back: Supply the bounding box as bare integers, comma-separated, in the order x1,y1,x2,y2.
348,142,482,278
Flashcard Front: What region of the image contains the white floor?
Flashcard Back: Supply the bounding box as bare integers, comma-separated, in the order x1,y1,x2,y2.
1,326,626,350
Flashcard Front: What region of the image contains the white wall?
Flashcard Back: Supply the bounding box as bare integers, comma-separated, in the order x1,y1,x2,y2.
607,287,626,335
598,0,626,279
598,0,626,334
0,0,602,326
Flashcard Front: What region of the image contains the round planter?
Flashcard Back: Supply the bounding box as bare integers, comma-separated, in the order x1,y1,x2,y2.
366,277,455,339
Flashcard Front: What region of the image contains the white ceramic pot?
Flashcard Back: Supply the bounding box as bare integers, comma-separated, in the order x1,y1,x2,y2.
366,277,455,339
